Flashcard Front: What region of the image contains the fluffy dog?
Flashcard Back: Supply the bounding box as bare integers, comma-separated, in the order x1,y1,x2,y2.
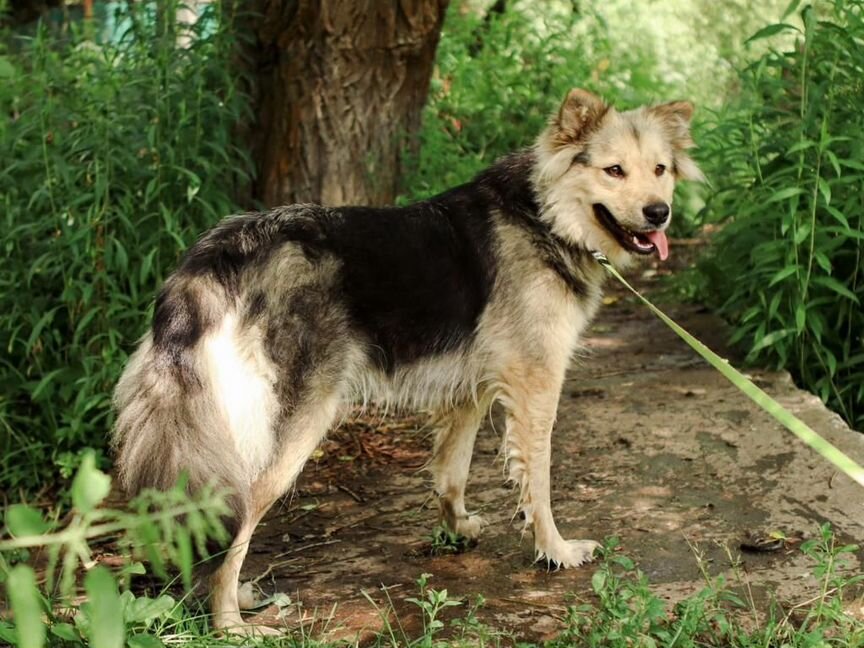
112,88,703,634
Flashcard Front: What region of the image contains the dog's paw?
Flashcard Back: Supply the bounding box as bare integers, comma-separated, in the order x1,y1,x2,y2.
535,538,601,569
237,581,258,610
453,513,486,539
222,622,282,637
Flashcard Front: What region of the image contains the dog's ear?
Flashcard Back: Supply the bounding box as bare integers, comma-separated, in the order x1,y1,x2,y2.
554,88,609,144
649,101,695,148
649,100,705,182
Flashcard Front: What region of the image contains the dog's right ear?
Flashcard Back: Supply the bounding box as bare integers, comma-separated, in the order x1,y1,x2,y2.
554,88,610,144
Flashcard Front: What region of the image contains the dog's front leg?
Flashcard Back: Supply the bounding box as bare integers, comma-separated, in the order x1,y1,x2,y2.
502,370,599,568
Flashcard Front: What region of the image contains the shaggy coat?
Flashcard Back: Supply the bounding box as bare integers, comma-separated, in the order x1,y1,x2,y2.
112,88,702,634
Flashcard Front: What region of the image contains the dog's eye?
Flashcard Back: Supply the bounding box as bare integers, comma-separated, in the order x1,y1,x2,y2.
604,165,625,179
655,164,666,177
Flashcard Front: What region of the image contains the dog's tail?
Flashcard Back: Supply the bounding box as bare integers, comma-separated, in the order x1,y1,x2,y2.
111,277,276,539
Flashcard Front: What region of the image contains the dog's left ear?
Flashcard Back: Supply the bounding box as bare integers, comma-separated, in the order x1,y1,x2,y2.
649,101,705,182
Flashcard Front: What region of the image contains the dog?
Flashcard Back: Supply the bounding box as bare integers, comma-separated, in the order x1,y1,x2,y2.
112,88,703,634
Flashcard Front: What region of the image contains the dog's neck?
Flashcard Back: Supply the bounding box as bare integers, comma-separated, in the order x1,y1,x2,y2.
476,151,605,299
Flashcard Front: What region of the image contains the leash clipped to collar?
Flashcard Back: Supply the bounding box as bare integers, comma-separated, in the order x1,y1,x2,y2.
591,250,864,489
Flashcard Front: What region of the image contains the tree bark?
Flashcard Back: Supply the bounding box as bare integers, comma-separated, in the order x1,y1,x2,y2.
248,0,449,208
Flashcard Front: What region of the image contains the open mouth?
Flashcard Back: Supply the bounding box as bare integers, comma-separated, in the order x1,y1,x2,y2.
592,204,669,260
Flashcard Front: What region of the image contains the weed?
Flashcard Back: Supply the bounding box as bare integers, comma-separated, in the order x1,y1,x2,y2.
428,525,475,557
0,0,252,494
0,453,228,647
552,530,864,648
697,1,864,430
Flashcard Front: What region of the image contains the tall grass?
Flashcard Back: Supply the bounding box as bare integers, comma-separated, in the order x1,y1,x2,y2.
698,0,864,430
0,1,252,493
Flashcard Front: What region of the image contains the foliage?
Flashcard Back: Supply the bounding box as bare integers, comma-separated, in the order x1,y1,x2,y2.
0,454,228,647
403,1,709,232
697,0,864,430
428,525,475,556
404,2,668,192
5,510,863,647
552,528,864,648
593,0,797,108
0,0,252,493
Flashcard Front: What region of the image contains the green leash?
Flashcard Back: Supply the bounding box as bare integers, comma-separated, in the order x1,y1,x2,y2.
592,251,864,489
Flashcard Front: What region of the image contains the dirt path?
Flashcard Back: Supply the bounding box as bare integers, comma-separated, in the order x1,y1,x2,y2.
240,251,864,642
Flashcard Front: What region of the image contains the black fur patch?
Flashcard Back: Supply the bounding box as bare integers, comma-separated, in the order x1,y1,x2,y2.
318,198,498,372
263,286,346,409
177,214,293,291
245,290,267,320
151,281,204,387
158,150,593,374
571,151,591,166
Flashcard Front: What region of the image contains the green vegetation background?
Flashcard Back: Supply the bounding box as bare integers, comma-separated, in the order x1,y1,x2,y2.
3,0,861,497
1,1,864,646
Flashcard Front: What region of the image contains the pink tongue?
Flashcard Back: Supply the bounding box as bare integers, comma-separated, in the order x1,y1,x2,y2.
644,230,669,261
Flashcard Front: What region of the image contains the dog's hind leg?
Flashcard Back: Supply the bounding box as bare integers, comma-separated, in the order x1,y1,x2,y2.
501,366,599,569
210,392,344,635
429,404,485,538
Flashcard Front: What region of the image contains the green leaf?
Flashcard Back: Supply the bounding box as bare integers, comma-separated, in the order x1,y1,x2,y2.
30,369,65,402
126,595,175,624
746,22,799,44
0,55,16,78
766,186,804,203
127,634,164,648
825,150,841,177
824,205,849,228
817,177,831,206
124,562,147,576
769,265,797,286
84,566,124,648
6,505,49,537
811,276,860,303
781,0,802,20
7,565,46,648
768,291,782,321
591,570,607,594
795,304,806,333
786,139,814,154
71,453,111,514
814,251,832,274
750,328,794,354
50,623,80,642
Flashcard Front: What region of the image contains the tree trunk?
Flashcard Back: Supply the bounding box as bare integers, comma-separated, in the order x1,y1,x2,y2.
248,0,449,208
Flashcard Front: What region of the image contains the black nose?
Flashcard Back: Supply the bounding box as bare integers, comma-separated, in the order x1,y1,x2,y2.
642,202,670,226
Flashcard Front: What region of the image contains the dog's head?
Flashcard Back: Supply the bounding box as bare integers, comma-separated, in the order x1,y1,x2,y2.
533,88,704,267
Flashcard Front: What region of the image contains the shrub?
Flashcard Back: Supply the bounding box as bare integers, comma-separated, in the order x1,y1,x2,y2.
697,0,864,430
402,1,677,201
0,453,228,647
0,1,252,493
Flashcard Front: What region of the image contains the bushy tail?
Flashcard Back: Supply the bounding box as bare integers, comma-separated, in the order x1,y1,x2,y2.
111,335,248,536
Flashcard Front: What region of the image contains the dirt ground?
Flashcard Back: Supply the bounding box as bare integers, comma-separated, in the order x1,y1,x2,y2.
236,248,864,642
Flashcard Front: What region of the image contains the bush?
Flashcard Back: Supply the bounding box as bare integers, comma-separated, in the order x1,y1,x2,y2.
697,0,864,430
402,1,677,201
0,1,252,493
0,454,228,647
